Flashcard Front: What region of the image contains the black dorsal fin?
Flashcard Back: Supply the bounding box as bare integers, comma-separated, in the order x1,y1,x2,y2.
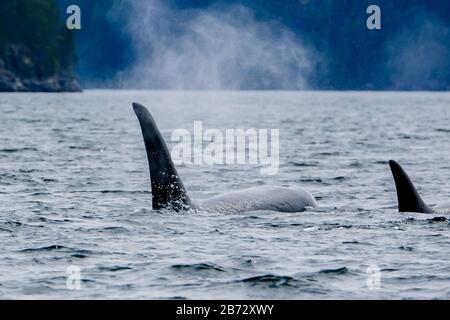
133,103,191,210
388,160,433,213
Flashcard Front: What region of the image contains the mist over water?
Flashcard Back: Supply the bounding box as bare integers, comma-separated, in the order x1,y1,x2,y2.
57,0,450,90
110,0,316,90
384,7,450,90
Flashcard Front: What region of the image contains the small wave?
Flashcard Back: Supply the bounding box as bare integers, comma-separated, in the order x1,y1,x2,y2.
0,227,13,233
167,296,188,300
22,119,44,123
98,266,133,272
19,169,37,173
320,223,352,231
316,151,342,156
71,249,95,258
427,217,447,223
5,221,22,227
342,241,362,244
0,147,37,153
240,274,296,287
435,128,450,133
349,161,362,167
19,245,69,252
30,192,53,196
299,178,323,183
289,161,318,167
318,267,348,275
398,133,428,140
69,146,91,150
381,268,400,272
171,263,225,272
103,226,130,233
85,226,130,234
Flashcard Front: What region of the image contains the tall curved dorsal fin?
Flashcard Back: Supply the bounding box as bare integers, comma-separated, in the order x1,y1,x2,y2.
388,160,433,213
133,103,191,211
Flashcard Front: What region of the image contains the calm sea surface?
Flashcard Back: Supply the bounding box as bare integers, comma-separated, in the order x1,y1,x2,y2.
1,90,450,299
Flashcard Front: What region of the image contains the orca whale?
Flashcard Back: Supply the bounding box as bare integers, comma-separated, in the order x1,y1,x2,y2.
132,102,317,213
388,160,450,213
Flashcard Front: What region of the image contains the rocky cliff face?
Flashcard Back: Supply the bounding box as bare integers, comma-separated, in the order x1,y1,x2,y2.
0,44,80,92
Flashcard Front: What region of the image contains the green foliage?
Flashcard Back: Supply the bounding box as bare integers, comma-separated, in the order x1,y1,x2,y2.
0,0,76,76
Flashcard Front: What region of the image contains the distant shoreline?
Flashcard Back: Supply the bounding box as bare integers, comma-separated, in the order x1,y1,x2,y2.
0,43,81,93
0,75,82,93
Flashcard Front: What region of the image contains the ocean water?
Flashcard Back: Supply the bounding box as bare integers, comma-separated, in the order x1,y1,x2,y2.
1,90,450,299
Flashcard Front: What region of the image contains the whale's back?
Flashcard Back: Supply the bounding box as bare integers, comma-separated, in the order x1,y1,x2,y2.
200,186,317,213
432,201,450,213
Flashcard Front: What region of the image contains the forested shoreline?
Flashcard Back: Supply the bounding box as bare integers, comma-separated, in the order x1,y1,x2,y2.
0,0,80,92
